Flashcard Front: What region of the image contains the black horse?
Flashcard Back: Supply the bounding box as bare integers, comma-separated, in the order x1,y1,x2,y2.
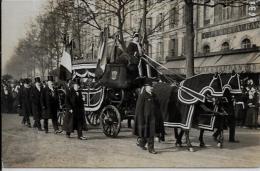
197,72,242,148
153,73,224,152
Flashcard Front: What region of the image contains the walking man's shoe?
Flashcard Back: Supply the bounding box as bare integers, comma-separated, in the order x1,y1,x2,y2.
38,128,43,131
136,143,147,150
55,130,63,134
78,136,87,140
148,149,157,154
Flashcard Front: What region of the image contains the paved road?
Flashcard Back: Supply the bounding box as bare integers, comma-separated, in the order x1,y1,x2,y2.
2,113,260,168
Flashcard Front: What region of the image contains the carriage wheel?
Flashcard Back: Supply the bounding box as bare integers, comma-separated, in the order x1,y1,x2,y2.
100,105,121,138
86,111,100,126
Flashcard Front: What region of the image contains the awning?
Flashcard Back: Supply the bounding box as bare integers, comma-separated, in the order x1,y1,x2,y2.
163,52,260,74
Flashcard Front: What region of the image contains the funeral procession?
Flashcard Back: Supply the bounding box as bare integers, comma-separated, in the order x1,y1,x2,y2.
1,0,260,168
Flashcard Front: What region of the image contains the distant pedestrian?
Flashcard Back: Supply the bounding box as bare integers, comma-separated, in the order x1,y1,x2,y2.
245,79,258,129
1,83,12,113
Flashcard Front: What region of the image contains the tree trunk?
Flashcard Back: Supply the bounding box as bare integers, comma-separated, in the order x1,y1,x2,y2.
142,0,149,54
185,0,194,78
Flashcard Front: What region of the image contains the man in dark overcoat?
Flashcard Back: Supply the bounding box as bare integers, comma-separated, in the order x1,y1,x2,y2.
213,89,239,142
41,76,62,134
133,78,164,154
19,78,32,127
126,32,143,80
30,77,43,131
63,79,87,140
17,79,25,123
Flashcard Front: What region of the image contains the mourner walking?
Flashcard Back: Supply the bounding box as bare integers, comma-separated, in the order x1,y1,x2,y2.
41,76,62,134
30,77,43,131
19,78,32,127
63,78,87,140
134,78,164,154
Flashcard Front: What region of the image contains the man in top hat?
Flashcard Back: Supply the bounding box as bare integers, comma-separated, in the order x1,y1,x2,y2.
63,78,87,140
19,78,32,127
30,77,43,131
126,32,143,80
41,76,62,134
133,78,164,154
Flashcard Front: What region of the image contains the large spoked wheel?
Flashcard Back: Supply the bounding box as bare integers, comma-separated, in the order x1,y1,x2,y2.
86,111,100,126
100,105,121,138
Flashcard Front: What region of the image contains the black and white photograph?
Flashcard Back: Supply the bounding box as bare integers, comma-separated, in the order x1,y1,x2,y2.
1,0,260,170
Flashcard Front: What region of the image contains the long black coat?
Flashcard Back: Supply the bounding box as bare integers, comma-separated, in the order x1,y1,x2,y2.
126,42,142,64
17,86,24,116
30,86,42,121
41,87,59,119
134,90,164,138
63,89,87,132
19,87,32,117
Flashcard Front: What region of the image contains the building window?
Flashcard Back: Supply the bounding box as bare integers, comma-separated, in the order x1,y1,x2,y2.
214,0,235,23
148,44,153,58
241,38,251,49
157,42,164,61
204,6,210,26
156,13,164,32
146,17,152,34
239,4,247,17
221,42,230,51
169,7,178,28
168,39,178,57
203,45,210,53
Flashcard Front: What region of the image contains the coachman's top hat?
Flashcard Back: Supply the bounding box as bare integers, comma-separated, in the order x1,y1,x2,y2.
35,77,41,83
47,76,54,82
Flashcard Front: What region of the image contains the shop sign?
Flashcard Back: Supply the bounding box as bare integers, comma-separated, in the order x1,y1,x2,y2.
202,21,260,39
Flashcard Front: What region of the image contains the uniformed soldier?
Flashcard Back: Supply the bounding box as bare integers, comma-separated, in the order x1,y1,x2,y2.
63,78,87,140
19,78,32,127
41,76,62,134
134,78,163,154
30,77,43,131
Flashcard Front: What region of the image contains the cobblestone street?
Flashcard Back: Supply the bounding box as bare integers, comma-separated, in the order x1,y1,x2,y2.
2,113,260,168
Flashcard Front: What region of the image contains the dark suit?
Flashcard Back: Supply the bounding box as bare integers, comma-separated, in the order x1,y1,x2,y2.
63,88,87,138
41,86,59,132
134,89,164,151
30,85,43,129
19,87,32,125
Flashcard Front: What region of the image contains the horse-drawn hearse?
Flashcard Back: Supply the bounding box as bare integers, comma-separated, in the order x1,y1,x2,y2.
57,28,243,151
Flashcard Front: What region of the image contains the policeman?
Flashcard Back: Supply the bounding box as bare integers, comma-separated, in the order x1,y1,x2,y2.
41,76,62,134
30,77,43,131
134,78,163,154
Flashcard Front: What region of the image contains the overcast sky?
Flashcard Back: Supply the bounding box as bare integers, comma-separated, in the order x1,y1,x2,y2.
2,0,47,74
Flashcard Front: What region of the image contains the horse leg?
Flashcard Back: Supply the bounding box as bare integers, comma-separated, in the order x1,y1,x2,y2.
199,129,205,147
217,129,224,148
175,128,183,147
185,130,194,152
